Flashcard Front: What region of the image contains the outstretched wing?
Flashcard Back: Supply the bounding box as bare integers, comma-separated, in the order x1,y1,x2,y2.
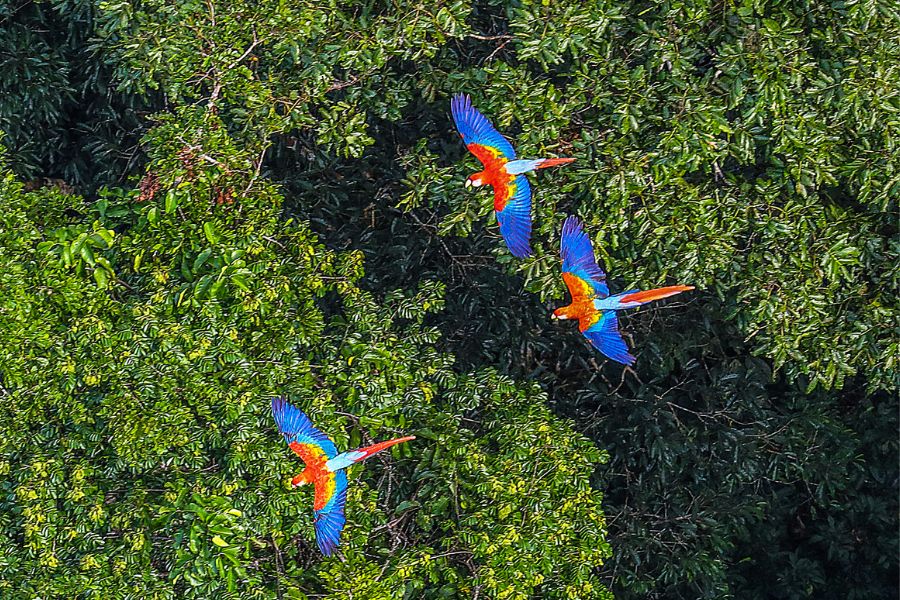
271,397,338,465
313,470,348,556
495,175,533,258
451,93,516,167
560,215,609,299
583,312,635,366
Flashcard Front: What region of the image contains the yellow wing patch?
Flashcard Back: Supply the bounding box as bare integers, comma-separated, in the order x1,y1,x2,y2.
578,309,601,333
562,272,596,301
289,442,329,468
494,177,517,212
313,471,337,511
469,143,507,166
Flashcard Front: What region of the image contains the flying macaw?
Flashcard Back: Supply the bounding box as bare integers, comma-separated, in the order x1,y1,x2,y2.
451,93,575,258
271,397,415,556
552,216,694,365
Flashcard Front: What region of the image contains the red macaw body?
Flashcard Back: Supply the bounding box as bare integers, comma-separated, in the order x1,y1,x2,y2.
451,93,574,258
465,144,509,210
553,216,694,365
271,397,415,555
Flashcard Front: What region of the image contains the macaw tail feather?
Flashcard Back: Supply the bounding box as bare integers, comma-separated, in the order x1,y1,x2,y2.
326,436,416,472
619,285,694,305
352,436,416,462
536,157,575,169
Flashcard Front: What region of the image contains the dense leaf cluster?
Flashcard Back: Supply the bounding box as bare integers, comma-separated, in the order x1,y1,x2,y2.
1,0,897,598
0,0,158,187
0,143,610,597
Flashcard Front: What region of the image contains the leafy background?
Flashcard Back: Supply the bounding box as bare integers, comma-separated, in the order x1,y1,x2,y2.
0,0,897,598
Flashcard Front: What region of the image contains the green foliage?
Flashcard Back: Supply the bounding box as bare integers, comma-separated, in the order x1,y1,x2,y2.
296,150,898,599
1,0,897,598
396,0,899,393
0,116,609,597
0,0,159,188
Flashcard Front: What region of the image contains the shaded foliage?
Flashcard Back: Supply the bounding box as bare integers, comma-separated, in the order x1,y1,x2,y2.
1,0,898,598
0,0,160,189
0,139,610,597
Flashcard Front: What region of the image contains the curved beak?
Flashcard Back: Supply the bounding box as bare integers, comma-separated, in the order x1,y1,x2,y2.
464,179,472,188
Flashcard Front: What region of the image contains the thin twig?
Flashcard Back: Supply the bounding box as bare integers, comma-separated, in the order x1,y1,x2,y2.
272,534,284,600
466,33,513,41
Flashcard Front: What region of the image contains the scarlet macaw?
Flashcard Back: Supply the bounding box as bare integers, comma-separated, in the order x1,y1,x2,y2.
451,93,575,258
552,216,694,365
271,397,415,556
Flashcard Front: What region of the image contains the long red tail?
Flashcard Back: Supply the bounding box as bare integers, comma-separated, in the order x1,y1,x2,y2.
536,157,575,169
619,285,694,304
352,436,416,463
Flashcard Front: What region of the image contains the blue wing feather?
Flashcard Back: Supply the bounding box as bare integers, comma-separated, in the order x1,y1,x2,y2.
583,312,635,365
496,175,533,258
271,397,338,459
314,470,348,556
451,94,516,160
560,216,609,298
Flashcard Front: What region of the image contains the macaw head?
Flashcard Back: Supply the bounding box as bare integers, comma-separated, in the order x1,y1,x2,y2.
291,470,314,487
465,173,485,188
551,305,575,320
